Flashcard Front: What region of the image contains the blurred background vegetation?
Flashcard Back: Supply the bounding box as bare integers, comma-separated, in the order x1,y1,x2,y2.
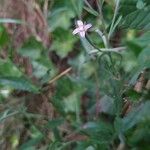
0,0,150,150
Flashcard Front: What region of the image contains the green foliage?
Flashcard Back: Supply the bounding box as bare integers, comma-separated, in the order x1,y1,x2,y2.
0,59,22,77
82,121,114,145
0,0,150,149
48,7,75,31
122,101,150,131
120,0,150,16
51,29,77,58
0,77,39,93
121,6,150,29
19,126,44,150
138,47,150,68
19,38,45,60
0,26,9,47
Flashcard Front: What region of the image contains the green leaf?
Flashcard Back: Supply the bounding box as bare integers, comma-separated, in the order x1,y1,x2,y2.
71,0,83,17
19,37,44,60
83,6,99,16
122,101,150,131
32,57,55,79
82,121,114,145
19,137,43,150
120,0,138,17
127,121,150,149
0,59,22,77
48,7,75,31
95,95,115,115
48,141,61,150
63,92,80,113
0,77,39,93
126,40,142,56
120,0,150,16
136,0,146,9
51,29,77,58
45,118,64,129
0,25,9,47
138,47,150,68
132,31,150,47
114,117,124,134
121,6,150,30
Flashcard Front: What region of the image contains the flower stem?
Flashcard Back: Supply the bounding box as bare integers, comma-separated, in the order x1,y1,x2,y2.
85,34,103,52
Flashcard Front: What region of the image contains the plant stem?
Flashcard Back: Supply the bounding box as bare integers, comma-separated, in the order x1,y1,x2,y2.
96,0,110,48
89,47,126,54
85,34,103,52
95,29,109,48
108,0,120,39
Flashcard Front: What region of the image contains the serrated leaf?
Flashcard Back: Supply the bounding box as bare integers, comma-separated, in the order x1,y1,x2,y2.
0,77,39,93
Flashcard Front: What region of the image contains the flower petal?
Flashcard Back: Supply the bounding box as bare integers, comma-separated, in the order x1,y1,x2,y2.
78,26,84,31
72,28,80,35
79,31,85,38
84,23,92,31
77,20,83,26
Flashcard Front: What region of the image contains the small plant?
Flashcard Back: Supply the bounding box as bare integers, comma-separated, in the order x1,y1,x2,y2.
0,0,150,150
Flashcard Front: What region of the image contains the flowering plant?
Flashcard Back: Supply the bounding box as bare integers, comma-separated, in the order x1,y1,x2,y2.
0,0,149,149
73,20,92,37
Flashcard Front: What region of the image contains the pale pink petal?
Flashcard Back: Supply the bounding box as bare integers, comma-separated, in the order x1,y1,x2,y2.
84,23,92,31
77,20,83,26
73,20,92,37
78,26,84,31
72,28,80,35
79,31,85,37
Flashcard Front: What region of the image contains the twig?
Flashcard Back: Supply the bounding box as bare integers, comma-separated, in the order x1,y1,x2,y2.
48,67,72,84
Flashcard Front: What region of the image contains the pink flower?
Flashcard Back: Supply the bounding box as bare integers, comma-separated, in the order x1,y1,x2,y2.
72,20,92,38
